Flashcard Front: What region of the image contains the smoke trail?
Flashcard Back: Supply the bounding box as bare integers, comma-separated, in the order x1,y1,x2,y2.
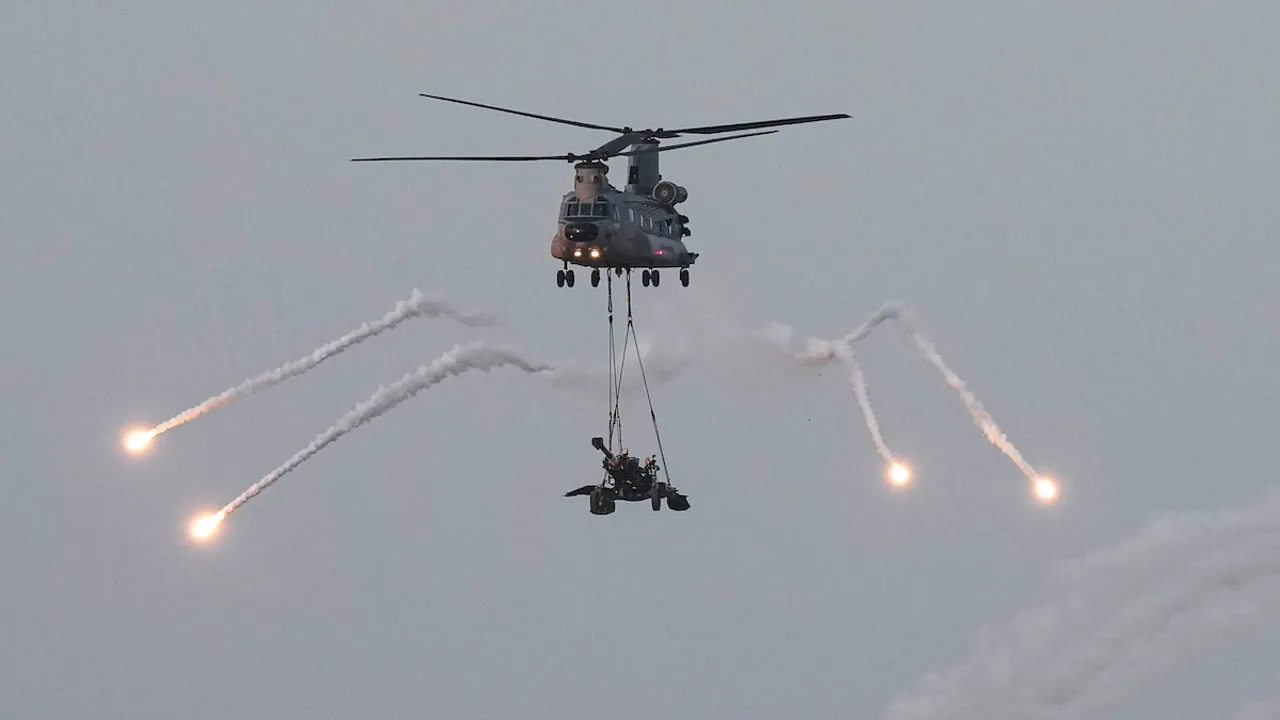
840,301,909,346
218,341,551,517
146,288,498,439
540,333,690,399
1019,540,1280,717
892,305,1040,481
618,298,1039,485
882,489,1280,720
757,301,905,366
752,300,1038,481
833,342,895,463
771,300,1039,480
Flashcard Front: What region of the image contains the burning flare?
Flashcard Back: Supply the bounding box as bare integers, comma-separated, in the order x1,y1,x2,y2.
123,427,156,453
189,510,226,541
126,288,497,450
1033,475,1060,503
888,462,912,488
213,342,555,522
769,300,1054,501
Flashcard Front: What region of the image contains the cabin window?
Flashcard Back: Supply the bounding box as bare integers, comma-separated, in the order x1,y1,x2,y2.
564,202,578,217
575,175,583,183
628,209,635,222
613,207,620,220
628,165,639,185
593,202,607,216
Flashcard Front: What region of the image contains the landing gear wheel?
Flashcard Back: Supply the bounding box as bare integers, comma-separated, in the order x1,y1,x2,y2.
557,269,565,287
641,269,651,287
591,268,600,287
565,270,575,287
651,269,660,286
680,268,689,286
615,267,623,276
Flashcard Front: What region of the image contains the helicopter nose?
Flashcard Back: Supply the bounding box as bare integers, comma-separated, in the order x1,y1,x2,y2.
564,222,599,243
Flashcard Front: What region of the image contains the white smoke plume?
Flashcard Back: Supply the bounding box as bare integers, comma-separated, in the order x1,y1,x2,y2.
750,301,905,366
219,341,552,517
833,341,895,463
1232,682,1280,720
893,305,1040,483
540,329,691,399
882,489,1280,720
147,288,498,438
733,300,1040,483
816,302,1040,483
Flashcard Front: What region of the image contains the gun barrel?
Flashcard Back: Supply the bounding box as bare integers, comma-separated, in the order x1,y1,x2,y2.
591,436,614,458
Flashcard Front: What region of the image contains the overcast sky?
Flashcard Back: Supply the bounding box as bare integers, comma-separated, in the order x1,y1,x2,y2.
3,2,1278,718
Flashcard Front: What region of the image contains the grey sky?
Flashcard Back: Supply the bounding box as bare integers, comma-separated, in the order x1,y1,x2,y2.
3,2,1278,717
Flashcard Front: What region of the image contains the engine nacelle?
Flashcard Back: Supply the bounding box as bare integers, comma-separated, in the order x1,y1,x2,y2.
652,180,688,205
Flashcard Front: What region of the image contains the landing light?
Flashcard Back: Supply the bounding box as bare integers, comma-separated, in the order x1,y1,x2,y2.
590,248,600,258
573,249,582,257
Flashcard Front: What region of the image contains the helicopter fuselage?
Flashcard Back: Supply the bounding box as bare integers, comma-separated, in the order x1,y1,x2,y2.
550,196,695,269
550,159,696,286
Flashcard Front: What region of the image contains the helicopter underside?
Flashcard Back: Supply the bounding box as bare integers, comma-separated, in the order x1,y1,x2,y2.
550,229,696,287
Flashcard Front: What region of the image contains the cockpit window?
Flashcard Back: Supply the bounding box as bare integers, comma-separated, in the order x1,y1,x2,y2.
565,201,609,219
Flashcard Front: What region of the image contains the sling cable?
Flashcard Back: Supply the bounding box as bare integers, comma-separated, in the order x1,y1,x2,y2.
601,269,689,511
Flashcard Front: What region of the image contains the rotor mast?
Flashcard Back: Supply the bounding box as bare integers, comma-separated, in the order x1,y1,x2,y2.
624,141,660,196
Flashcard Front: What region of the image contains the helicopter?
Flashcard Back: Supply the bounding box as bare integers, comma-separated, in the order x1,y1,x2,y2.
351,93,851,289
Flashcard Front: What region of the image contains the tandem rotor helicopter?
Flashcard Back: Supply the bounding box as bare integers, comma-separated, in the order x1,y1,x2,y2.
352,93,851,289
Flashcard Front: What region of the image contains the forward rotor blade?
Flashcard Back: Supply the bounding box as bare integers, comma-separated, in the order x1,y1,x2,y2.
659,112,851,136
419,93,627,134
351,153,574,162
349,128,785,163
612,130,778,156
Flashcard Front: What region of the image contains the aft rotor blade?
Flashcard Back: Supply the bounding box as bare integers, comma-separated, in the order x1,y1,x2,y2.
612,130,778,156
419,93,627,134
350,153,575,162
660,112,851,136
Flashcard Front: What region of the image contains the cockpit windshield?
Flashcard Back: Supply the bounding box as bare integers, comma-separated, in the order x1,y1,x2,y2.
564,200,610,219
